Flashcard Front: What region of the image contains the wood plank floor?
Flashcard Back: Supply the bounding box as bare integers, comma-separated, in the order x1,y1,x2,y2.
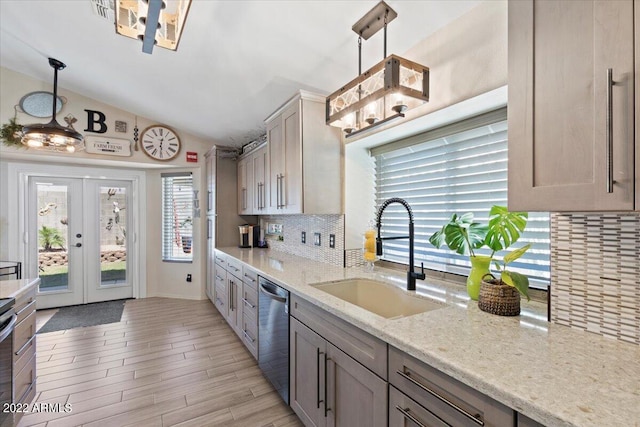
19,297,303,427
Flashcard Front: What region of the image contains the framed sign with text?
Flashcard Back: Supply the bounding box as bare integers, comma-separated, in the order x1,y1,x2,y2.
85,136,132,157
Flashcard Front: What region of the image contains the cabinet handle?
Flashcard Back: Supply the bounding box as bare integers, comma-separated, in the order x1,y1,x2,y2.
15,334,35,357
275,175,281,208
215,275,224,281
207,219,212,239
242,329,255,343
324,354,330,417
242,188,247,210
606,68,615,193
207,190,212,211
241,297,255,309
317,349,324,409
279,174,285,208
395,406,428,427
243,273,256,282
215,297,224,306
229,281,234,310
396,370,484,426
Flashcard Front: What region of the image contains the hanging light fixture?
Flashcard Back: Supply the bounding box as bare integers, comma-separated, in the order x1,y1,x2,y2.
326,1,430,137
21,58,84,153
115,0,192,54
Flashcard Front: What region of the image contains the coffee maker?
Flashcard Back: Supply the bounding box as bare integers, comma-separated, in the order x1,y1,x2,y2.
239,224,260,248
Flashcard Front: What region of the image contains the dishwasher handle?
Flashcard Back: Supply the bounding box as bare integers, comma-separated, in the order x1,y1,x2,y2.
259,282,287,304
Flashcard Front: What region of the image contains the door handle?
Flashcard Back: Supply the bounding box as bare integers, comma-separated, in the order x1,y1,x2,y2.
324,353,330,417
75,243,82,247
606,68,615,193
395,406,428,427
317,348,324,409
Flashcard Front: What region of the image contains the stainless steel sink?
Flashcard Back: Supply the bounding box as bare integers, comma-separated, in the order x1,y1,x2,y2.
312,278,444,319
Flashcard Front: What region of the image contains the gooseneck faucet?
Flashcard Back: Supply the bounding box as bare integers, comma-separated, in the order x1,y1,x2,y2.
375,197,425,291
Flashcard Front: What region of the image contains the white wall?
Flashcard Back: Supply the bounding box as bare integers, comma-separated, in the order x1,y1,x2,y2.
0,67,215,300
345,1,508,250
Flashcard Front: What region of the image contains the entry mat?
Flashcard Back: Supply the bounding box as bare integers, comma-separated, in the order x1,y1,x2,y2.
37,299,128,334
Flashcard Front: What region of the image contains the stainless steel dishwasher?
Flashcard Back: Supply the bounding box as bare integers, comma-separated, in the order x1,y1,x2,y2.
258,276,289,404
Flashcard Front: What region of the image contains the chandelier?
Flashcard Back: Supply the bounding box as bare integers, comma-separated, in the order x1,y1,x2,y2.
326,1,430,137
21,58,84,153
115,0,191,54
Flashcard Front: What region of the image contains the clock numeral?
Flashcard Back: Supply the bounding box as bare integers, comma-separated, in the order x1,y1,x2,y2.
152,148,158,156
145,145,154,151
168,147,176,154
152,128,159,137
167,136,176,141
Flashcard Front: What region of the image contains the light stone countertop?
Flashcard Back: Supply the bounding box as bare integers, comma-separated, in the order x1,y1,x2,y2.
218,246,640,427
0,277,39,300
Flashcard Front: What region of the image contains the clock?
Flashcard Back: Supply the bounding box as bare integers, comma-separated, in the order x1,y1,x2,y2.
140,125,181,161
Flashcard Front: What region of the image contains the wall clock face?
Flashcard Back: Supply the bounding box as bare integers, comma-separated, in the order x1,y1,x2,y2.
140,125,181,161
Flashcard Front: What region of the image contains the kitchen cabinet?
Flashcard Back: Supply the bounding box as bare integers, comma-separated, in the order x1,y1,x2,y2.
290,317,386,427
205,147,254,307
240,265,259,359
508,0,636,211
389,346,514,427
290,295,387,427
12,284,36,426
225,257,243,337
237,144,268,215
264,90,343,215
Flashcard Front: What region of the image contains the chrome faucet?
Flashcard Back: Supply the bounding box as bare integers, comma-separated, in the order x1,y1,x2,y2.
375,197,425,291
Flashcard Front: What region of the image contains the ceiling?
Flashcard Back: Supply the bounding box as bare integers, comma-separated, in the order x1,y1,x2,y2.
0,0,481,147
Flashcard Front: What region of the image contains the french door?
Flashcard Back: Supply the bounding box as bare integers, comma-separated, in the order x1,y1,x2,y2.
28,177,135,309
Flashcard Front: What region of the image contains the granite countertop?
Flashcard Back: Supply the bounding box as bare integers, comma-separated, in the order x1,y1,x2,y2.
0,278,39,300
218,246,640,427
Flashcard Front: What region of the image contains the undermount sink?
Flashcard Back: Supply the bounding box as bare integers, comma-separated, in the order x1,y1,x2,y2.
312,278,444,319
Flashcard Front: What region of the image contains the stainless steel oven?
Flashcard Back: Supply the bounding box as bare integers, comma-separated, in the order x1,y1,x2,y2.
258,277,289,404
0,298,16,426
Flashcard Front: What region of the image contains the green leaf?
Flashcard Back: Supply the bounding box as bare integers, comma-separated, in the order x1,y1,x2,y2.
493,261,502,272
503,244,531,265
428,226,447,248
501,270,530,301
485,206,528,252
444,222,488,256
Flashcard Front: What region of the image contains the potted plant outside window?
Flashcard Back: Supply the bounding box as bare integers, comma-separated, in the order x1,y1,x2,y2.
428,206,530,302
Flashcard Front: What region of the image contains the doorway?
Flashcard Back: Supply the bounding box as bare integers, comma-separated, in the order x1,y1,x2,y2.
28,177,136,309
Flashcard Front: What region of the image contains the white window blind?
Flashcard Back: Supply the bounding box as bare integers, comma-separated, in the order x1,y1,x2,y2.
373,109,550,288
162,173,194,262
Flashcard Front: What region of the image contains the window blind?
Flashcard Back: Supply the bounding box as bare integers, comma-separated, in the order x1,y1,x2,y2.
162,173,194,262
373,110,550,288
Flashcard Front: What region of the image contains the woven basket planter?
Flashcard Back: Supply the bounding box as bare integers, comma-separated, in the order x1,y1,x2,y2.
478,280,521,316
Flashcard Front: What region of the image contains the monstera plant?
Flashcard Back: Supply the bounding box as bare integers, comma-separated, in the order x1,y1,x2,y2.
428,205,530,300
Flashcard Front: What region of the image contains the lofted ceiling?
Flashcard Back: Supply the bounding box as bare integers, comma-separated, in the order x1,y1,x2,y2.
0,0,481,147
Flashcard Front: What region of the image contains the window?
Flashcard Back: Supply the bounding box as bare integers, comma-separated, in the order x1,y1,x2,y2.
373,108,550,288
162,172,194,262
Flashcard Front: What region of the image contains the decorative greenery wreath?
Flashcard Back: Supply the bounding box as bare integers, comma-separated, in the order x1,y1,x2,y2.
0,115,24,147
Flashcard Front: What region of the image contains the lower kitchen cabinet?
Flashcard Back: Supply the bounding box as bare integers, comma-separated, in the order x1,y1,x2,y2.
390,385,449,427
290,317,387,427
12,284,37,427
389,346,515,427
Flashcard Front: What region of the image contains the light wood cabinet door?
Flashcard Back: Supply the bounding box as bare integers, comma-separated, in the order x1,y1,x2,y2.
281,102,303,214
253,146,268,213
290,317,327,427
508,0,634,211
326,342,387,427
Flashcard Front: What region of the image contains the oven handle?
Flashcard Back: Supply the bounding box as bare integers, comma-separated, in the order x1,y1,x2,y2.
259,283,287,303
0,313,17,343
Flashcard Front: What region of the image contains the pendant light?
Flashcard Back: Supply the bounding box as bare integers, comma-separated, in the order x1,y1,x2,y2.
21,58,84,153
326,1,430,137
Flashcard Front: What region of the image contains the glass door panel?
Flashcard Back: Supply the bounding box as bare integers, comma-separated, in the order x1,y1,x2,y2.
99,186,127,287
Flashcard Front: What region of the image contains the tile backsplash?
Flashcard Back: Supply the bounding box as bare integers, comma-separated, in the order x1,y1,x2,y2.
261,215,344,267
550,213,640,345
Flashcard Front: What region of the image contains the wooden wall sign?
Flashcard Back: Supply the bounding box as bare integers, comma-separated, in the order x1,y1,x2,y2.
85,136,132,157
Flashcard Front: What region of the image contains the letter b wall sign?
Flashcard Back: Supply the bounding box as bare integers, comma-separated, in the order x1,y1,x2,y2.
85,109,108,133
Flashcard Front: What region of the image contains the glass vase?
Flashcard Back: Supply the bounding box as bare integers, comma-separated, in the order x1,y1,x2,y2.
467,255,492,300
363,229,377,272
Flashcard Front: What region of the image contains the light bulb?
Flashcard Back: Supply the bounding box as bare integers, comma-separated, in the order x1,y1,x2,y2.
366,102,377,118
345,113,355,127
27,139,43,148
66,145,76,153
395,93,404,105
51,135,66,145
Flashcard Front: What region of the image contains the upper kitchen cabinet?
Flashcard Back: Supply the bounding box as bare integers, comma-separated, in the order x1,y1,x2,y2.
237,144,268,215
508,0,636,211
265,91,343,214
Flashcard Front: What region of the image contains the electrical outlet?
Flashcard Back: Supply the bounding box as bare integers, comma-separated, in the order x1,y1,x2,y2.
329,234,335,248
186,274,192,282
301,231,306,244
314,232,321,246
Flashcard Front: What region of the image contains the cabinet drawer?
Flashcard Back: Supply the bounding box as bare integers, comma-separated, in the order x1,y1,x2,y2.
214,252,227,268
241,285,258,319
14,353,36,403
214,283,228,318
242,266,258,290
214,266,226,287
14,286,36,324
390,385,449,427
389,346,514,427
290,294,387,379
241,314,258,359
225,257,242,278
13,310,36,367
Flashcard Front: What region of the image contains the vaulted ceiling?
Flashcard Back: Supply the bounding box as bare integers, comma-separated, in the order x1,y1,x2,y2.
0,0,481,147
